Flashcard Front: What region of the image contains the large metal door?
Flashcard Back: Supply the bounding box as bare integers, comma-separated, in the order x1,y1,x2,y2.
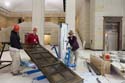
105,22,119,51
104,17,122,51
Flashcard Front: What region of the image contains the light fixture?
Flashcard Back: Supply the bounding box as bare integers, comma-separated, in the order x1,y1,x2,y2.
4,1,10,7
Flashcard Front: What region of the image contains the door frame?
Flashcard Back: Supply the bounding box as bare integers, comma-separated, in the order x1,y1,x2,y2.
103,16,122,50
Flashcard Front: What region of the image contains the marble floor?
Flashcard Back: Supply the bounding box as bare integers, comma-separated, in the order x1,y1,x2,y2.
0,46,125,83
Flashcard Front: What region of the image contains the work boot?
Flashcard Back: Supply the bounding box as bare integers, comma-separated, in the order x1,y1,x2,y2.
11,71,22,76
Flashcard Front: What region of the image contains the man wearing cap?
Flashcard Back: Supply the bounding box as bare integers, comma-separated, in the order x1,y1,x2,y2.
68,30,79,65
9,24,22,75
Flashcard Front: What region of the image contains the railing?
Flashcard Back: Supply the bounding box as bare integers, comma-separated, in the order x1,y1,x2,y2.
76,30,84,49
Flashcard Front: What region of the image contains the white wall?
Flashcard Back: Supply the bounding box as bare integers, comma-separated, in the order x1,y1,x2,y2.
90,0,125,50
77,0,90,48
90,0,95,49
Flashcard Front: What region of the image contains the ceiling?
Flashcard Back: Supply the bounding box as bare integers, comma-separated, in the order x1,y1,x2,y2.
0,0,64,12
0,0,82,17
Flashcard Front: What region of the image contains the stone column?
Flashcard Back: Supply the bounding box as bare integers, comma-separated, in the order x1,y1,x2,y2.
65,0,76,32
32,0,45,45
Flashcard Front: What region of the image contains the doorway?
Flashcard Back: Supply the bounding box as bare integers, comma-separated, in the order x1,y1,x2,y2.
103,17,122,51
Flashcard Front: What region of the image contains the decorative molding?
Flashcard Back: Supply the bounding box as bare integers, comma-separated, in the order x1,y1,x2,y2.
0,7,65,17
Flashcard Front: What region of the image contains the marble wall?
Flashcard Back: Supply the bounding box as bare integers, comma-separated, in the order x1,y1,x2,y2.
90,0,124,50
77,0,125,50
77,0,90,48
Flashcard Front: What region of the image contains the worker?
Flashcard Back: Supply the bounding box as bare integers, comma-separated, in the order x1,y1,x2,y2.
68,30,79,65
26,27,39,45
9,24,22,75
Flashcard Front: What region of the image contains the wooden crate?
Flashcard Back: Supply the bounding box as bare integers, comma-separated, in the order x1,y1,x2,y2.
90,55,110,75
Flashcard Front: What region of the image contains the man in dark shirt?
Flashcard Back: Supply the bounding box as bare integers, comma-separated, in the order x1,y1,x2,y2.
10,24,22,75
68,30,79,65
10,26,22,49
